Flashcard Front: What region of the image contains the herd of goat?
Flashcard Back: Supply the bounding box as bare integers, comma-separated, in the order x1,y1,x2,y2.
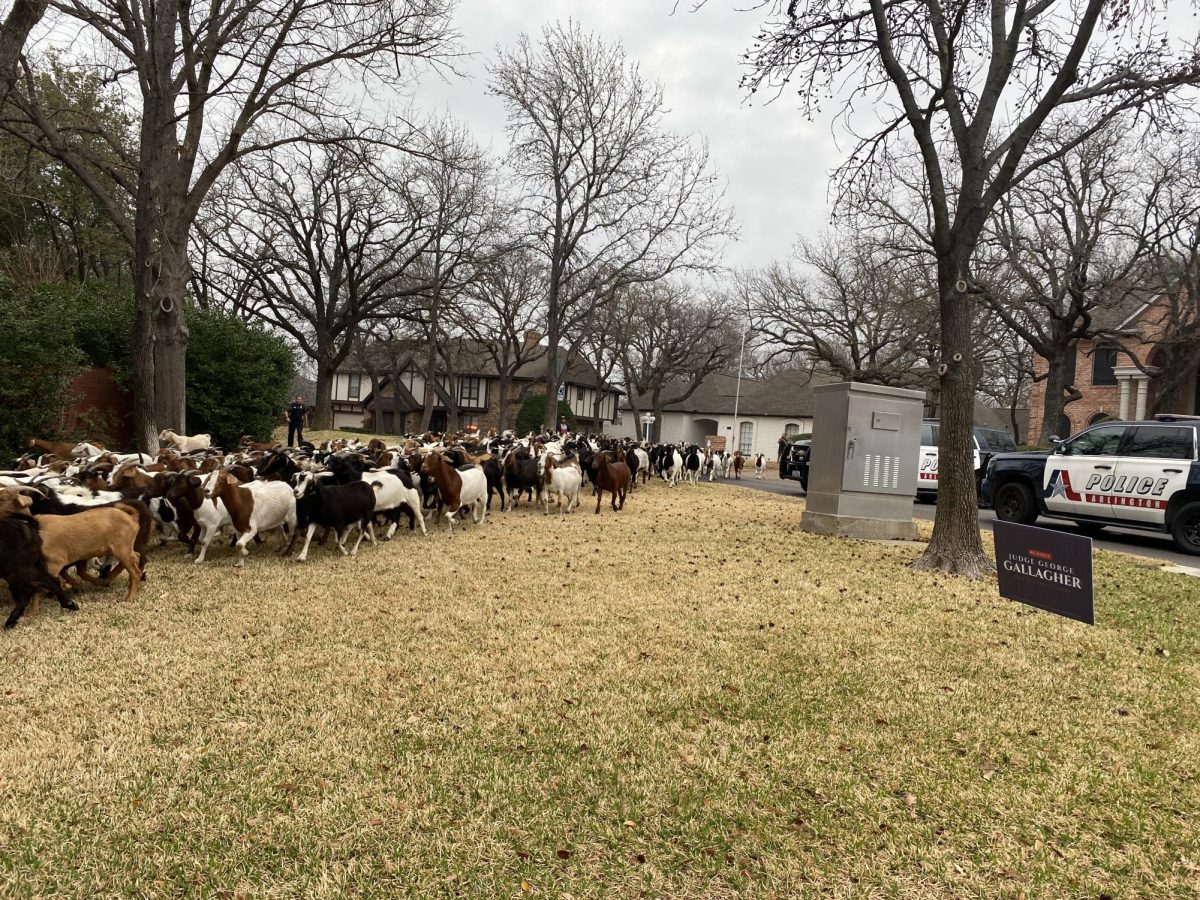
0,429,759,628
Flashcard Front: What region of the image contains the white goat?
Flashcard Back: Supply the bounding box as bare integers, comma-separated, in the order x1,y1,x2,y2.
159,429,213,453
543,462,582,515
192,471,233,564
363,469,426,538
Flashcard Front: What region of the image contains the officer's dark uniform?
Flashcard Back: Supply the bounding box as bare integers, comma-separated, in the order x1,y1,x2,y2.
287,401,307,447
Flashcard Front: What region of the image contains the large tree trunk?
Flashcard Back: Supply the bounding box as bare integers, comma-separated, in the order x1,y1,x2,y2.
1037,350,1077,445
543,325,560,433
389,360,406,435
132,95,191,452
419,340,438,432
312,364,334,430
913,267,992,578
497,372,512,433
366,371,383,432
0,0,49,108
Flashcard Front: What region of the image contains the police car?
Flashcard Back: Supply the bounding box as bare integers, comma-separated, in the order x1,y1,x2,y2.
917,419,1016,502
980,415,1200,555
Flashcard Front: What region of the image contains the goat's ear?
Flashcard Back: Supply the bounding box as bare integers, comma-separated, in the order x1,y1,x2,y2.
224,473,238,485
187,474,201,487
15,494,31,508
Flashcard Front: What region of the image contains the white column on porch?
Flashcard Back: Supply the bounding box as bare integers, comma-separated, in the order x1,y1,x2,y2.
1113,365,1157,421
1135,376,1150,420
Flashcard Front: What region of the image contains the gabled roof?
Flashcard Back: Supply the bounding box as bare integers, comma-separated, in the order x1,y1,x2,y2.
624,369,840,418
343,338,619,391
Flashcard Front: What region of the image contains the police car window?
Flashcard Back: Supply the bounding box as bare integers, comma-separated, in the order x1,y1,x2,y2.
1119,426,1195,460
979,429,1016,452
1061,425,1125,456
921,424,937,445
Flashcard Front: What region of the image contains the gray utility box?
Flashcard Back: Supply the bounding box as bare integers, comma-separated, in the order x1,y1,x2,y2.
801,382,925,541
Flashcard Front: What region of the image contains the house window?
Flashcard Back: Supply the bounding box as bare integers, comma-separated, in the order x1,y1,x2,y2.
784,422,800,436
458,377,482,407
739,422,754,454
347,373,361,401
462,414,478,431
1091,348,1118,386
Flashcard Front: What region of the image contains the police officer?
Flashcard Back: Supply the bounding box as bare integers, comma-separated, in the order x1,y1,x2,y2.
285,395,309,447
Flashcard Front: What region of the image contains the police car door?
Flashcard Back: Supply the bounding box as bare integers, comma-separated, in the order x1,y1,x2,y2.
918,422,939,489
1043,424,1126,519
1109,425,1197,524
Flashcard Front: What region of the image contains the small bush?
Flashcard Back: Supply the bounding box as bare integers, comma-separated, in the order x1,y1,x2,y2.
0,277,84,460
514,393,577,435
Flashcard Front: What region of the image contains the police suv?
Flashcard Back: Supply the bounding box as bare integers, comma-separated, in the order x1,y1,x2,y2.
980,415,1200,555
918,419,1017,502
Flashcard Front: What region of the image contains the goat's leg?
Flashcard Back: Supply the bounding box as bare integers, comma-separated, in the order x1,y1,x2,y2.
233,528,256,567
4,585,36,629
294,523,318,562
411,502,426,536
194,526,217,564
117,550,142,601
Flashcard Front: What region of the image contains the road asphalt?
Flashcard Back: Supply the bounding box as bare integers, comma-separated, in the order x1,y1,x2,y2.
711,471,1199,568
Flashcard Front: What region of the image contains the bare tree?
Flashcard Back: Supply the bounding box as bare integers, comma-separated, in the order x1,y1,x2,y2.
619,281,738,440
402,120,504,433
1137,136,1200,413
2,0,454,448
194,138,442,429
741,231,937,390
453,248,547,433
573,288,630,430
979,123,1147,444
975,316,1035,445
741,0,1200,576
489,21,737,431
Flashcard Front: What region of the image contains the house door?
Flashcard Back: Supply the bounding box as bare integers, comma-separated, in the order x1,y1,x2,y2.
430,410,447,433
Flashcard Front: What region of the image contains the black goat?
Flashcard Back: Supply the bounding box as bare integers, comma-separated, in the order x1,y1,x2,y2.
1,512,76,629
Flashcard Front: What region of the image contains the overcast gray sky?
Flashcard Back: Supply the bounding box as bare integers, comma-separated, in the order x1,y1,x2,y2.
415,1,836,271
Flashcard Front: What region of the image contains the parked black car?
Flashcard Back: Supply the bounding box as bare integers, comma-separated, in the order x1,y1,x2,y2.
779,439,812,490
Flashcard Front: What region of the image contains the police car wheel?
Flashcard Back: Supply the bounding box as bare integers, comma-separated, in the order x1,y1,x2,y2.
994,482,1037,525
1170,502,1200,555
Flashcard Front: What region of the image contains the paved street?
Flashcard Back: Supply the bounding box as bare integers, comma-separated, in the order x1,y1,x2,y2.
713,472,1199,568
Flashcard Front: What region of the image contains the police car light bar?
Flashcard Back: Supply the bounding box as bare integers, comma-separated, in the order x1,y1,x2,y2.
1154,413,1200,422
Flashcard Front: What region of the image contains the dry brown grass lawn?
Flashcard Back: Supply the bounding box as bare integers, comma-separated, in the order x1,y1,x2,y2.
1,471,1198,897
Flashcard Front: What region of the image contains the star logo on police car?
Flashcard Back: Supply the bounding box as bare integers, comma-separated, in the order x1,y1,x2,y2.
1045,470,1081,501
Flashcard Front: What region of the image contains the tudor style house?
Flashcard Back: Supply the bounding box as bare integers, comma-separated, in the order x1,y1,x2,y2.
328,335,621,434
1026,292,1200,446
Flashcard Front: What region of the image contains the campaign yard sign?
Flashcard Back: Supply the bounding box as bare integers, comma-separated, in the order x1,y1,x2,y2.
993,521,1095,625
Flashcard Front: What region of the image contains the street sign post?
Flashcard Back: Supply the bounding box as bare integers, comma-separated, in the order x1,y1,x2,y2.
993,521,1095,625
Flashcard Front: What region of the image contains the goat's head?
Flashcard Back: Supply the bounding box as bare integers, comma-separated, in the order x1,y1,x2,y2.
0,487,32,517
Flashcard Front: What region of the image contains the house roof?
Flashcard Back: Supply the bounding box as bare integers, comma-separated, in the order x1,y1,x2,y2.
344,338,620,393
623,369,841,418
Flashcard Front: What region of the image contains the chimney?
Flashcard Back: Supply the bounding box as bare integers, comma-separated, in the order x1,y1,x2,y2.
523,330,543,349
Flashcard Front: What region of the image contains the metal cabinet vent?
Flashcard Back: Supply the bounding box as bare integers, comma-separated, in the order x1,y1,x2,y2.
861,453,901,490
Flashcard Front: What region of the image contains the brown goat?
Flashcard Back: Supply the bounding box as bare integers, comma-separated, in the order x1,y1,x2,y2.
37,505,143,602
593,451,631,514
24,438,78,457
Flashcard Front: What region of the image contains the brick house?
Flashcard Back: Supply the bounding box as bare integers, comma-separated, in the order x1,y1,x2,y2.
329,337,621,434
1027,293,1200,445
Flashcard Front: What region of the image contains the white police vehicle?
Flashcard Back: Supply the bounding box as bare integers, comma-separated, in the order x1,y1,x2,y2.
980,415,1200,554
918,419,1016,502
